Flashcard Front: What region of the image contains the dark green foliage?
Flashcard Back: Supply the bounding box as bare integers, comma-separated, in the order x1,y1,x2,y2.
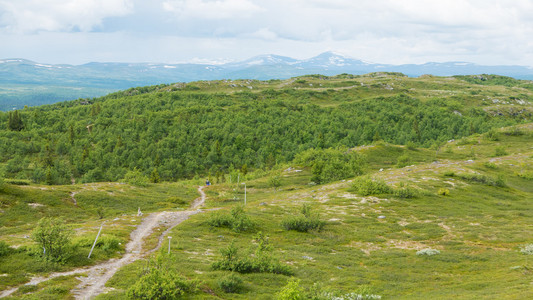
212,234,292,275
31,217,74,263
350,176,392,196
281,204,325,232
0,82,520,184
7,110,24,131
207,206,256,233
218,273,244,293
150,168,160,183
0,241,12,257
295,148,365,184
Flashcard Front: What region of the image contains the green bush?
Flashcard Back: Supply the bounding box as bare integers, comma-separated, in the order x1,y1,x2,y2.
350,176,392,196
218,273,243,293
122,168,149,187
0,241,12,257
295,148,365,184
268,174,282,188
128,268,199,299
207,206,256,233
277,278,305,300
494,146,507,157
281,204,325,233
281,216,325,232
437,188,450,196
484,129,499,141
32,217,74,263
394,187,418,199
396,154,410,168
212,234,292,275
3,178,31,185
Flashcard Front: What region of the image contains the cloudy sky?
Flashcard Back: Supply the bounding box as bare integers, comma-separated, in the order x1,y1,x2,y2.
0,0,532,66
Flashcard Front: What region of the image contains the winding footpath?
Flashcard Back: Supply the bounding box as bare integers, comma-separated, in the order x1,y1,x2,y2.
0,186,207,299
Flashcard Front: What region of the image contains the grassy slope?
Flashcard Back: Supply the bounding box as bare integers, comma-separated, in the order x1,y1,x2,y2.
1,74,532,298
0,181,199,293
96,124,533,299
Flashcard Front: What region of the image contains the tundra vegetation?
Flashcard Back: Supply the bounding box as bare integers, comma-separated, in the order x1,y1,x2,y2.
0,73,532,299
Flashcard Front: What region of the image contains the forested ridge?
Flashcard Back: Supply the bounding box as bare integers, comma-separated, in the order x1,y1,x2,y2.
1,73,532,184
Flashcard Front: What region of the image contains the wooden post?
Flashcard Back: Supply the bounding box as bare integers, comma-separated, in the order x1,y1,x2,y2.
88,222,104,259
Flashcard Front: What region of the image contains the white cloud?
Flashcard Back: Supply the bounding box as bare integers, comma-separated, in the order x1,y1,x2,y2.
0,0,133,33
162,0,261,19
1,0,533,66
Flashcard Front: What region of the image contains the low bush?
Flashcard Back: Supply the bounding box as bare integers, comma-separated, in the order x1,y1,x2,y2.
452,173,506,187
437,188,450,196
207,206,256,233
281,204,325,232
128,255,200,299
350,176,392,196
218,273,243,293
212,233,292,275
0,241,12,257
394,187,418,199
396,154,410,168
3,178,31,185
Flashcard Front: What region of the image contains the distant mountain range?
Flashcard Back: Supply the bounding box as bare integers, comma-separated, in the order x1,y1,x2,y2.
1,51,533,110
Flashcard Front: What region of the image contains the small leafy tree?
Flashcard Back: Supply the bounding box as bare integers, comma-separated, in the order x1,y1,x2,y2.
122,168,149,187
128,255,199,299
277,278,305,300
32,217,73,262
150,168,160,183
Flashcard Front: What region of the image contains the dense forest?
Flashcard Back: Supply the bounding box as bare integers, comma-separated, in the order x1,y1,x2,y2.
0,73,531,184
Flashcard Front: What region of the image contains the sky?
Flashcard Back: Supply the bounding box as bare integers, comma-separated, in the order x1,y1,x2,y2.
0,0,532,66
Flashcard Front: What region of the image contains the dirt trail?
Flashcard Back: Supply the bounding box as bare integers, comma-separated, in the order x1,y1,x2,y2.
0,186,207,299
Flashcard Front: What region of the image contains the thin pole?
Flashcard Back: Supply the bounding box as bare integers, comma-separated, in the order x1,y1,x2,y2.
88,222,104,259
244,183,247,205
168,236,172,254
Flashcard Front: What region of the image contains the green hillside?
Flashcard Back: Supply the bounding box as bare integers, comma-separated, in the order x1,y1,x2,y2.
1,73,532,185
0,73,532,299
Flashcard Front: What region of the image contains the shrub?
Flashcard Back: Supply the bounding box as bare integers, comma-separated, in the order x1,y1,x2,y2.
294,148,365,184
218,273,243,293
350,176,392,196
396,154,410,168
516,171,533,180
443,170,455,177
0,241,12,257
122,168,149,187
483,162,497,169
3,178,31,185
416,248,441,256
437,188,450,196
207,206,255,233
277,278,305,300
406,141,417,150
212,234,292,275
128,267,199,299
32,217,74,263
455,173,506,187
268,174,282,188
484,129,499,141
281,204,325,232
494,146,507,157
520,244,533,255
394,187,418,199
